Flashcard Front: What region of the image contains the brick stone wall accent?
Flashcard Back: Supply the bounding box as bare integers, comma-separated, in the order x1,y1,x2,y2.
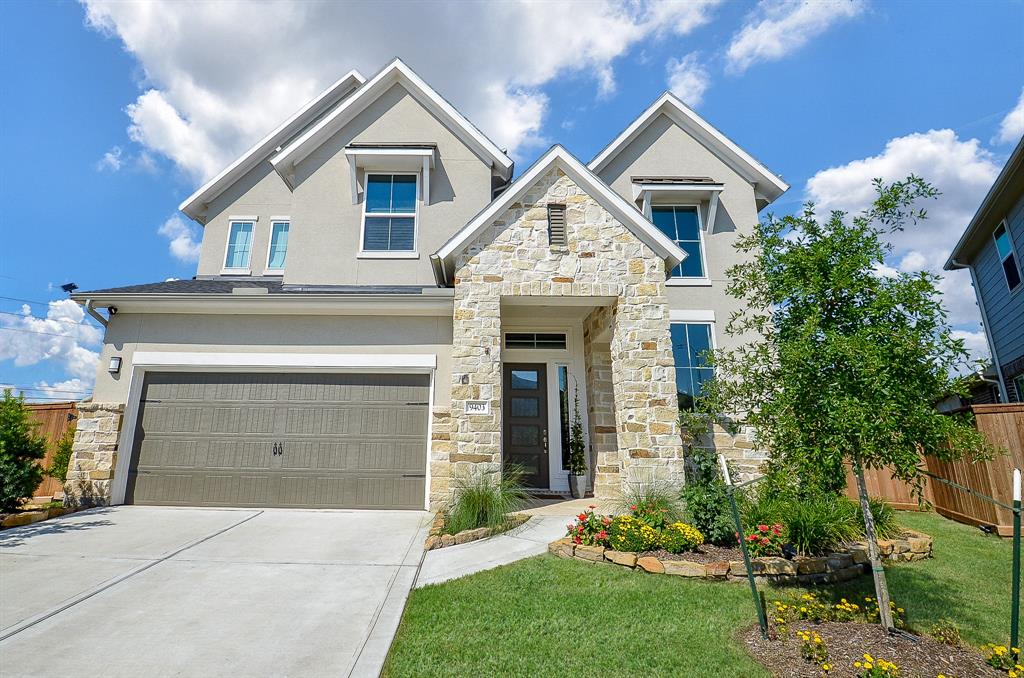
429,406,454,510
583,307,619,499
448,167,685,501
684,422,766,484
64,402,124,507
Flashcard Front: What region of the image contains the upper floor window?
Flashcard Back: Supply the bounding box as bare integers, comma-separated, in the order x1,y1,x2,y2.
224,221,254,271
994,221,1022,292
670,322,713,410
267,221,289,272
652,206,704,278
362,173,417,254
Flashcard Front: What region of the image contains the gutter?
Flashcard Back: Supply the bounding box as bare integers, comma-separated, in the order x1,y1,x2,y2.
83,299,109,327
948,257,1009,402
429,253,449,287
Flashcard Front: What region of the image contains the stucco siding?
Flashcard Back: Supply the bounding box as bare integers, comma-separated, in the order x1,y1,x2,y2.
594,112,763,352
91,312,454,407
971,192,1024,368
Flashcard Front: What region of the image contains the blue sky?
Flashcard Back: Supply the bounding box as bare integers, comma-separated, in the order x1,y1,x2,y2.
2,0,1023,400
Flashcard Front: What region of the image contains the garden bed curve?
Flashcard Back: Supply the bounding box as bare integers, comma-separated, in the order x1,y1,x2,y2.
424,512,531,551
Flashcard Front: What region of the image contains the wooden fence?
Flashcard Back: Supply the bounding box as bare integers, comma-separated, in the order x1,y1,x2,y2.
846,403,1024,536
25,402,78,499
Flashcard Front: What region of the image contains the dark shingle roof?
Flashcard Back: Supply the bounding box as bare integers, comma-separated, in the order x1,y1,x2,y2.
78,278,438,296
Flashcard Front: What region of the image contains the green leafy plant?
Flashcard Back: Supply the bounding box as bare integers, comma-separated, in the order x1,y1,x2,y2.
444,466,527,535
46,425,75,483
659,522,704,553
681,446,736,546
744,522,785,557
565,506,611,546
860,497,900,540
567,385,586,476
795,629,829,672
928,618,961,646
702,176,993,629
0,390,47,512
606,514,660,552
981,643,1021,672
618,482,685,530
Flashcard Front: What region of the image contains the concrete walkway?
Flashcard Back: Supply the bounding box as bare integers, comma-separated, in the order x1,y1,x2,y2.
415,497,612,588
0,506,431,678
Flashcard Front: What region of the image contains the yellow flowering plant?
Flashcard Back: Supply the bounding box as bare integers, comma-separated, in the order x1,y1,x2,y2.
659,522,704,553
854,653,899,677
607,515,661,552
796,629,829,670
982,643,1023,672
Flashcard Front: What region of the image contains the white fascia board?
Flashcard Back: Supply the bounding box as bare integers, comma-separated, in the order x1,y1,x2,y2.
131,351,436,371
74,293,454,317
178,70,366,223
435,145,686,268
272,59,513,184
630,182,724,201
588,92,789,204
669,309,716,322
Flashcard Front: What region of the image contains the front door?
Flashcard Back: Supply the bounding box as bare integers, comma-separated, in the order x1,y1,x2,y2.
502,363,549,488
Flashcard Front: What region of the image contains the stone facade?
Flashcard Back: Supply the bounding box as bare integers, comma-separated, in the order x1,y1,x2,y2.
684,422,766,484
64,402,124,507
444,167,685,506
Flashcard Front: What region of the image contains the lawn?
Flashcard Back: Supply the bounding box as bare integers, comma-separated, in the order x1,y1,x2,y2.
383,511,1020,677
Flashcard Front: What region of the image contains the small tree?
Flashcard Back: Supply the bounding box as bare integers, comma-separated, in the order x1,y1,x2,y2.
0,390,48,511
47,425,76,483
704,177,990,631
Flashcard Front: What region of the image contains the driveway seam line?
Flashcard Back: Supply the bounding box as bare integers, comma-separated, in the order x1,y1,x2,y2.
0,510,263,642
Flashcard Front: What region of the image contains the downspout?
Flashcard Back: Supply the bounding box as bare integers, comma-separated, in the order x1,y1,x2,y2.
429,253,449,288
950,258,1009,402
83,299,109,328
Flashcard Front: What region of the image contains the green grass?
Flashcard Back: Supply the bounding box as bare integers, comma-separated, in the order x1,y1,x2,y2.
383,512,1020,677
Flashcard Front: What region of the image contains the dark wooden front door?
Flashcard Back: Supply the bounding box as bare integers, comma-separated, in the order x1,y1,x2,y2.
502,363,549,488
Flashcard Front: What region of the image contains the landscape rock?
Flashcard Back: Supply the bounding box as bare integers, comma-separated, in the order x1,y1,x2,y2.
604,550,638,567
662,560,706,577
637,556,665,574
760,557,797,576
548,538,575,558
574,545,606,562
797,557,828,575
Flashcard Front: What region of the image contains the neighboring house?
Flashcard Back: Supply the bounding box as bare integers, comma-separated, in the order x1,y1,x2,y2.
65,59,788,512
946,137,1024,403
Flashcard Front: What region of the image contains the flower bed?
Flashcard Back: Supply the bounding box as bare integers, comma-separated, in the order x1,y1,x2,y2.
423,512,530,551
548,529,932,584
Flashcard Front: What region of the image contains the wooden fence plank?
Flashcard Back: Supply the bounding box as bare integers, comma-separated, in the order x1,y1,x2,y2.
25,402,78,499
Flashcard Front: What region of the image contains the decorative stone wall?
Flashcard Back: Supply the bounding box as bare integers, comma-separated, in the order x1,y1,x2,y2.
684,422,766,484
583,306,618,499
64,402,124,507
448,167,685,502
429,406,454,510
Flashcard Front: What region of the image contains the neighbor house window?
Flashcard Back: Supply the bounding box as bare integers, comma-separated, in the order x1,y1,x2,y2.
670,322,713,410
267,221,289,271
224,221,254,270
362,173,417,253
652,206,704,278
994,221,1022,292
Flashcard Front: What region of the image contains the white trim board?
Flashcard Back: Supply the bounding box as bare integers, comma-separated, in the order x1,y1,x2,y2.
588,91,788,205
669,309,716,322
131,351,437,370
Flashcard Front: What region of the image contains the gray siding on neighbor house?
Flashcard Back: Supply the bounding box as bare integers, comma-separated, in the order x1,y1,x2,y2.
594,111,763,353
197,82,495,286
969,192,1024,372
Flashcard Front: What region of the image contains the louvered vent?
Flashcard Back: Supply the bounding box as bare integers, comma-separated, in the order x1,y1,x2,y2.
547,203,567,246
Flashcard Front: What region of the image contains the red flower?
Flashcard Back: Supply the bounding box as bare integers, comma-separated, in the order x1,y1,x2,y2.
746,534,758,542
602,517,611,526
577,513,588,522
597,530,608,540
630,504,638,511
573,535,581,544
757,524,769,532
771,524,783,535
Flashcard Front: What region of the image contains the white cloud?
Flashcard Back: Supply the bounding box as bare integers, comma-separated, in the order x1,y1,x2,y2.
951,329,990,367
726,0,864,74
158,214,202,263
805,129,1001,334
995,87,1024,146
0,301,103,390
96,145,123,171
83,0,721,180
666,52,710,107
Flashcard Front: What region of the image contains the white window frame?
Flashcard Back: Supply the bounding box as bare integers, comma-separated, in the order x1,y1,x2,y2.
649,204,710,286
265,217,290,275
222,216,258,274
358,171,420,259
993,219,1022,294
669,319,717,406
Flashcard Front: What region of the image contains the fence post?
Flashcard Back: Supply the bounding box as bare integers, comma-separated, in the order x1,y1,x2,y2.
720,454,768,639
1013,468,1021,656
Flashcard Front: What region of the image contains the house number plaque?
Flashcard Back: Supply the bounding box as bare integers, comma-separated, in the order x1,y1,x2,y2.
465,400,490,415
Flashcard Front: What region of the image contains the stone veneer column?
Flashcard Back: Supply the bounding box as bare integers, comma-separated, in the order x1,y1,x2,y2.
583,306,620,500
64,402,124,507
428,406,454,510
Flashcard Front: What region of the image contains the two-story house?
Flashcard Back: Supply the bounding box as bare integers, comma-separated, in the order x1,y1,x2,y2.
65,59,788,512
945,137,1024,403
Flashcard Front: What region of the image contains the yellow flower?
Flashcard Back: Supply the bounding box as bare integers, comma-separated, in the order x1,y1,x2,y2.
854,662,862,668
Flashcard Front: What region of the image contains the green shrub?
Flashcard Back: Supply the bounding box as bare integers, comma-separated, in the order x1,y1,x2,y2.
928,618,961,646
0,390,47,511
444,467,527,535
607,515,660,552
46,425,75,483
616,482,685,530
680,447,736,546
860,497,900,540
659,522,704,553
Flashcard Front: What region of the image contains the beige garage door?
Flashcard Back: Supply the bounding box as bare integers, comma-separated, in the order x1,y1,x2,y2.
125,372,429,509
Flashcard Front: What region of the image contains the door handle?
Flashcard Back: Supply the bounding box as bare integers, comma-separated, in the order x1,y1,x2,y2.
279,442,284,456
542,429,548,452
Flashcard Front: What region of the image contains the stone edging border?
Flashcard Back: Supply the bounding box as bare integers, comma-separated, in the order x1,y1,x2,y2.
1,506,80,530
424,512,531,551
548,529,933,584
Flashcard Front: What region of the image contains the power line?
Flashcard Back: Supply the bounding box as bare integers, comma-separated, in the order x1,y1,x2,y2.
0,326,87,339
4,385,92,395
0,295,61,306
0,309,101,328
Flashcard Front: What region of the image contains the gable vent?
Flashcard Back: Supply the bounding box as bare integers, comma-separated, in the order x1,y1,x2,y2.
547,203,567,247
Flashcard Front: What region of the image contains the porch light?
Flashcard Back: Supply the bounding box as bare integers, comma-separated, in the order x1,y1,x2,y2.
108,356,122,374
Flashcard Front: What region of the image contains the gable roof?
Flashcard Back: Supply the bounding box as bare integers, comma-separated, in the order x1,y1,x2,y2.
588,91,789,205
179,70,366,224
431,145,686,285
271,58,514,186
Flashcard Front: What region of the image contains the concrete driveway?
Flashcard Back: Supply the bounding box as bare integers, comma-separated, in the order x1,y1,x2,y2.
0,506,430,678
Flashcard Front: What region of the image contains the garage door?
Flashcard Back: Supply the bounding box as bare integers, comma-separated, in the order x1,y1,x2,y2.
125,372,429,509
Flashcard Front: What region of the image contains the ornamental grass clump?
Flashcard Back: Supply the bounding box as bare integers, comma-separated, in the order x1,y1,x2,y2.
444,467,527,535
616,482,685,530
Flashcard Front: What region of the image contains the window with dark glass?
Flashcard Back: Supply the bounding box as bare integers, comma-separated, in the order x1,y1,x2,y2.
670,323,713,410
267,221,289,270
994,222,1022,292
651,206,704,278
504,332,567,349
558,365,570,470
362,174,416,252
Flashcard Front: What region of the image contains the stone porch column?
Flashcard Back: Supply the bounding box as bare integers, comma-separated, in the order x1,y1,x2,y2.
64,402,124,507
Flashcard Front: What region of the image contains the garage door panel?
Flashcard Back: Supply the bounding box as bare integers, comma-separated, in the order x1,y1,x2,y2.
127,372,428,509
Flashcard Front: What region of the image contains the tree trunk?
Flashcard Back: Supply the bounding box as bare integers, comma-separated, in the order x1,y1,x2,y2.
853,452,895,631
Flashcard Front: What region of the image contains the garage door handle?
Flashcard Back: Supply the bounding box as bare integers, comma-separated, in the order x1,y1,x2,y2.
405,402,429,406
402,473,426,478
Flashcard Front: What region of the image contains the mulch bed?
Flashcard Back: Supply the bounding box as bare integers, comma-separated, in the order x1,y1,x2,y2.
638,543,744,563
743,621,1000,677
